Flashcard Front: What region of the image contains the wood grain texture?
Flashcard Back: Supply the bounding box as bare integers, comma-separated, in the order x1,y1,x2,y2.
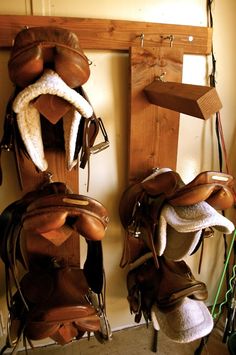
144,81,222,120
0,15,212,54
16,150,79,194
129,47,183,184
0,15,210,192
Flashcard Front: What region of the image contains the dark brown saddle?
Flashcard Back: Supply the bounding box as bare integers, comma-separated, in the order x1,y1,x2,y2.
0,181,111,352
126,256,208,324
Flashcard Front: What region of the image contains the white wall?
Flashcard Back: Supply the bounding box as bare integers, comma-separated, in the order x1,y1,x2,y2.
0,0,235,345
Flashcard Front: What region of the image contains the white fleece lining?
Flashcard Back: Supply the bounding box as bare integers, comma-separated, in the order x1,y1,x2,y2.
13,69,93,172
152,298,214,343
157,200,234,260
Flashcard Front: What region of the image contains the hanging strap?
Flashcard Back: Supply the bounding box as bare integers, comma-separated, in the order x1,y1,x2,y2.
195,2,235,354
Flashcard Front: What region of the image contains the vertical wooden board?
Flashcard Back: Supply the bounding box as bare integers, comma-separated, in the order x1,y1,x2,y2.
17,150,79,194
129,46,183,184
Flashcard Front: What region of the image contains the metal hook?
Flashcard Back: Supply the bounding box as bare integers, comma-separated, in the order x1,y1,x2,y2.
45,171,53,183
155,72,166,82
136,33,145,47
140,33,145,47
160,34,174,47
86,57,93,65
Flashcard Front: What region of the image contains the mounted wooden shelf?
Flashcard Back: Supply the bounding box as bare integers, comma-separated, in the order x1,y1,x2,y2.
144,81,222,120
0,15,212,54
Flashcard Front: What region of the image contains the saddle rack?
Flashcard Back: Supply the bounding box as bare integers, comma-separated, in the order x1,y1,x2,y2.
0,14,214,193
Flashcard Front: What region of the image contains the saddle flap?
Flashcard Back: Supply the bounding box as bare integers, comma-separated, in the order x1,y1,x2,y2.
33,94,72,124
127,257,208,316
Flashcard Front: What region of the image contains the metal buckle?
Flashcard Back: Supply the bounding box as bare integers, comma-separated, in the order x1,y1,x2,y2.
87,289,112,342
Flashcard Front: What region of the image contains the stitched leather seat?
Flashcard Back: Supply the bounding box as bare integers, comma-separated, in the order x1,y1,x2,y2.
22,193,109,244
168,171,235,208
8,26,90,88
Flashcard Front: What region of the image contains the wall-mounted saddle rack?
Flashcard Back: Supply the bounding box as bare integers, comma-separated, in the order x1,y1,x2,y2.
0,15,213,191
0,15,212,54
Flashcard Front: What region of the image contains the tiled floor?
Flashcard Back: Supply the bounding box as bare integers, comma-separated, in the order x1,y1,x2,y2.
15,314,230,355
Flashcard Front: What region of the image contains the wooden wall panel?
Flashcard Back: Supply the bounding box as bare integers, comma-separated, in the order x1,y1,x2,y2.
16,150,79,193
0,15,212,54
129,47,183,184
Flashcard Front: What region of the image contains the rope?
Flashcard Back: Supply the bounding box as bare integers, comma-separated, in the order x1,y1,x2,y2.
211,229,236,319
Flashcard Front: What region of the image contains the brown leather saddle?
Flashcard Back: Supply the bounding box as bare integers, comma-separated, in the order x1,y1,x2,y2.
0,181,111,352
8,26,90,89
126,255,208,325
119,170,182,268
168,170,235,209
119,168,234,326
119,169,235,268
8,26,91,124
0,27,109,185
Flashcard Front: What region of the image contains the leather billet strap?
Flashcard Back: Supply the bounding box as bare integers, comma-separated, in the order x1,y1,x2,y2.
77,87,109,176
0,89,26,187
120,190,163,269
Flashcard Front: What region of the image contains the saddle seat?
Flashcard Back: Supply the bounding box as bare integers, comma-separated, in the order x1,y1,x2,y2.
8,26,90,89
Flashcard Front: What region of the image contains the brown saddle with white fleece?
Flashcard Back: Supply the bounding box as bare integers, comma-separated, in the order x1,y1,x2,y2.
119,169,235,268
0,31,109,186
8,26,91,125
0,181,111,352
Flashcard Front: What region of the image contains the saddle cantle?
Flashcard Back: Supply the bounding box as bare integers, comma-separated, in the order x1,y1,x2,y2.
8,26,90,89
168,170,235,209
22,193,109,245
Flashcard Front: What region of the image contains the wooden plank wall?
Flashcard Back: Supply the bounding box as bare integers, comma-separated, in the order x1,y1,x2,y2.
0,15,212,54
129,47,183,183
